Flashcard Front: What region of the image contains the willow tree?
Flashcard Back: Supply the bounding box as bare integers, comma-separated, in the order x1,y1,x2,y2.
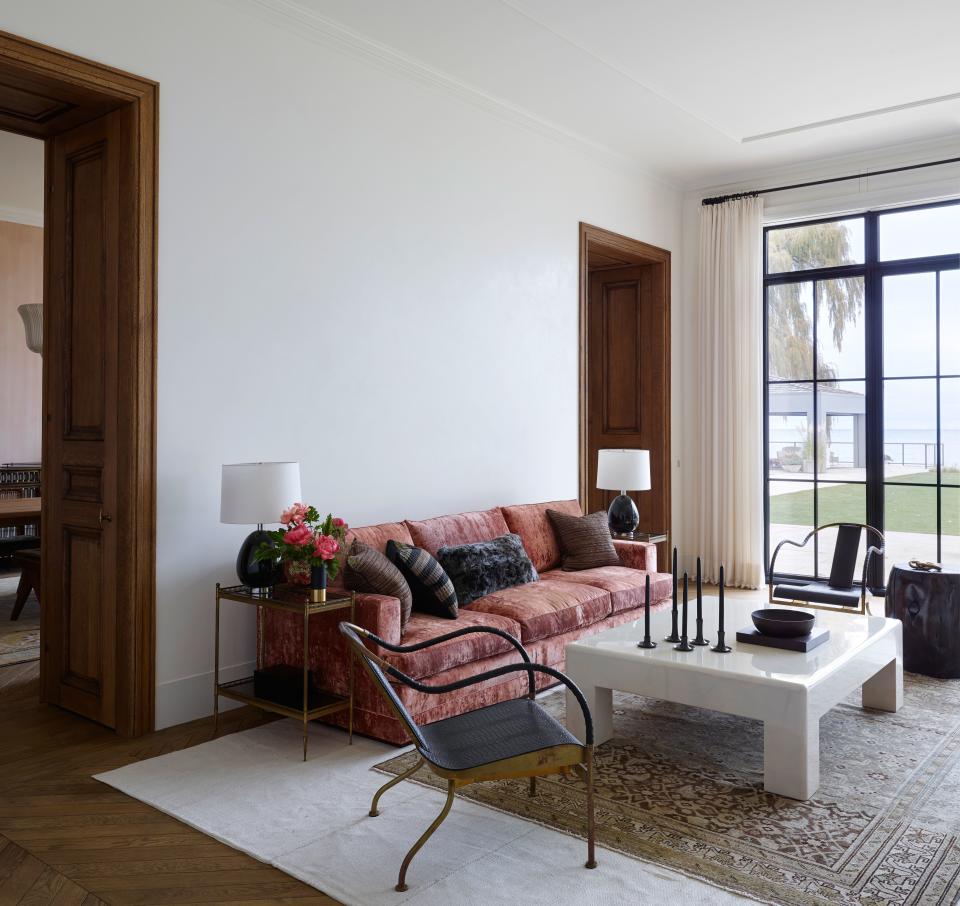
767,222,863,384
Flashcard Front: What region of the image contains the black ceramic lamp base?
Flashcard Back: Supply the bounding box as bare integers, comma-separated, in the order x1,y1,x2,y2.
607,493,639,535
236,528,281,591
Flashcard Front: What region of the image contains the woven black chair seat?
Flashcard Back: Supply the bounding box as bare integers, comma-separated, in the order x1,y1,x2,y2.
420,698,580,772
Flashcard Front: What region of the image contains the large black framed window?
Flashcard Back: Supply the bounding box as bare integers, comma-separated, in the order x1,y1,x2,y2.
764,199,960,586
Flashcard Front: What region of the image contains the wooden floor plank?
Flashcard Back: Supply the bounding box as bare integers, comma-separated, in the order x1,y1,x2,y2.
0,662,340,906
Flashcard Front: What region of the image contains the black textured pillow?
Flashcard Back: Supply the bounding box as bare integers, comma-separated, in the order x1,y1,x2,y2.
344,538,413,629
386,540,458,619
437,533,538,606
547,509,619,570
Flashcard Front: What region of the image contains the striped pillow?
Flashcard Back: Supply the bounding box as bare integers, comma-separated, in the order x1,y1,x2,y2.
386,540,459,619
546,509,620,571
344,539,413,629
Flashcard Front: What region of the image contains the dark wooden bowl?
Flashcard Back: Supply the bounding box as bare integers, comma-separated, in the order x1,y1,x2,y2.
751,608,815,638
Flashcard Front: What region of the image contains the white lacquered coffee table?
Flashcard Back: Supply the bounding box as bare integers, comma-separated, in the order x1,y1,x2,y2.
564,597,902,800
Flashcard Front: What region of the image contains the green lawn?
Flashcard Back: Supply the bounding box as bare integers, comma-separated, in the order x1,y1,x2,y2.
771,472,959,535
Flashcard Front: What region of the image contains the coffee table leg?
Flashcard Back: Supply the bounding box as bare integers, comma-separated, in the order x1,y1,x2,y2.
763,718,819,800
862,657,903,712
568,683,613,745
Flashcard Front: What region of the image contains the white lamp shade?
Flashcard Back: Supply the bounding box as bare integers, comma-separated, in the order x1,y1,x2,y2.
18,303,42,354
220,462,302,524
596,449,651,492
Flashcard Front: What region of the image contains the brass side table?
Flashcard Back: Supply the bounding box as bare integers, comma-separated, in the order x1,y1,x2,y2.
214,583,355,760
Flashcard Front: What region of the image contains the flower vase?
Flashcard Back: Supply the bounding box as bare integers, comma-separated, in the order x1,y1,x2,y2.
283,559,311,586
310,564,328,604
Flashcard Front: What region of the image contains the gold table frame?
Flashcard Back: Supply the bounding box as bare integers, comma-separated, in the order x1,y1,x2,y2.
214,583,355,760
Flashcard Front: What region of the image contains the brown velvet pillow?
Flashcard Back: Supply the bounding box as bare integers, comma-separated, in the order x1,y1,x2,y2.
546,509,619,571
344,538,413,628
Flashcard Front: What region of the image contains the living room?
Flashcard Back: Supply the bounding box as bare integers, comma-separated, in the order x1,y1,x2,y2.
0,2,958,904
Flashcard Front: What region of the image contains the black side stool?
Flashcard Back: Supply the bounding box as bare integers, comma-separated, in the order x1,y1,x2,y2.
886,562,960,678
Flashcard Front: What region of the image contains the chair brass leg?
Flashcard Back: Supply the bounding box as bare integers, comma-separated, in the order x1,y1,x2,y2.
396,779,455,893
529,776,537,797
585,745,597,869
370,757,424,817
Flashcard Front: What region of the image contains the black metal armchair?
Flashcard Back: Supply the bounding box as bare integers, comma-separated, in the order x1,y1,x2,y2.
769,522,884,615
338,621,597,892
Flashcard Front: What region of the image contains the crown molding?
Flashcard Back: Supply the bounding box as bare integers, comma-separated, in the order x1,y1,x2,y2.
219,0,679,191
0,205,42,227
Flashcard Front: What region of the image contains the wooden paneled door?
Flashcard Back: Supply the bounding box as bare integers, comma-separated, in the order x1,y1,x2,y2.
41,110,126,726
0,28,159,736
580,224,670,566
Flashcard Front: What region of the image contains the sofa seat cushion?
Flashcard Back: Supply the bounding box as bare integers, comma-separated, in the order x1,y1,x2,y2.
406,507,510,557
466,579,609,643
543,566,673,614
500,499,582,573
382,609,523,680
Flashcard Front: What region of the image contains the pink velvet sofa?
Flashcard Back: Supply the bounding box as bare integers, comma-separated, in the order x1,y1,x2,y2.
260,499,672,744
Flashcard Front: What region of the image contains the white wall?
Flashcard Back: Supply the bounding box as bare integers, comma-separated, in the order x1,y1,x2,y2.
673,137,960,574
0,130,43,226
0,0,682,727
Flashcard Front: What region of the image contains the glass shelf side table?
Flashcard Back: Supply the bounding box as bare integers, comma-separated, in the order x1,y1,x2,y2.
214,583,356,760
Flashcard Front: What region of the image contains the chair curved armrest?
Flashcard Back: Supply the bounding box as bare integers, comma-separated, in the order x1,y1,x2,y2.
862,545,883,595
383,660,595,746
352,624,534,697
768,536,810,584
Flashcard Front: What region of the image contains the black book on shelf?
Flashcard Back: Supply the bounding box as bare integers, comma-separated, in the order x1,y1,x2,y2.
253,664,324,710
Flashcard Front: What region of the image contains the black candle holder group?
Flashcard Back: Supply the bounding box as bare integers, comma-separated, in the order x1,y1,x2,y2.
637,547,732,653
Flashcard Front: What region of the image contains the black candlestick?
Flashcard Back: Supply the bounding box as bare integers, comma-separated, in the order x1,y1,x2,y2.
692,556,710,646
665,546,680,643
675,572,694,652
711,563,732,653
638,573,657,649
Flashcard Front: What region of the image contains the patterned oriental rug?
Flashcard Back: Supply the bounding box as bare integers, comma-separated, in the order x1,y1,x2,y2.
375,675,960,906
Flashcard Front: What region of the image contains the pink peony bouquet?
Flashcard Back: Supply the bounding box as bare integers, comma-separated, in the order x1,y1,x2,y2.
255,503,348,580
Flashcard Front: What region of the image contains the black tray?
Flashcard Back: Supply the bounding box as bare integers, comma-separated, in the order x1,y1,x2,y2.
735,625,830,652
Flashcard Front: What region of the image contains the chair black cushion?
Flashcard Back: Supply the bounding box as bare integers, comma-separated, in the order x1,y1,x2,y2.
828,524,863,589
419,698,581,772
437,533,538,606
774,581,861,608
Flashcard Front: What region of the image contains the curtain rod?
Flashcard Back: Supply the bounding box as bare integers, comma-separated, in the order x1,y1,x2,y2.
701,155,960,206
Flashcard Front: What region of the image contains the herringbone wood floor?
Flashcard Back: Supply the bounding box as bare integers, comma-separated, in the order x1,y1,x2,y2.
0,661,341,905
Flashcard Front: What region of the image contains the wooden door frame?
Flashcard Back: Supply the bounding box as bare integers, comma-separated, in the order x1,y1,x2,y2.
578,222,671,532
0,30,157,736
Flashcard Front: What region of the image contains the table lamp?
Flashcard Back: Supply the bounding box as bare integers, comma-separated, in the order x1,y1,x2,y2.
596,448,650,536
220,461,301,590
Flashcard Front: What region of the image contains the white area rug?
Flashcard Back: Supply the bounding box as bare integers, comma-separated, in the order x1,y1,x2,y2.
96,714,747,905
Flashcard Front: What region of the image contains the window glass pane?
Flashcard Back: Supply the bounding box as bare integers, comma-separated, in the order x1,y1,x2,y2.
884,484,938,566
821,381,866,481
883,272,936,377
943,486,959,563
879,205,960,261
884,378,937,483
942,270,960,376
767,218,865,273
943,378,960,479
768,384,812,477
768,282,812,381
817,277,865,380
769,480,814,576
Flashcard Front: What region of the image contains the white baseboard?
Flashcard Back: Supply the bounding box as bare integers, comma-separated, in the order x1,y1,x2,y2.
155,660,254,730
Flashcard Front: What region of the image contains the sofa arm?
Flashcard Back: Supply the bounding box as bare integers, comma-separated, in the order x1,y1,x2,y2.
613,539,657,572
353,592,402,648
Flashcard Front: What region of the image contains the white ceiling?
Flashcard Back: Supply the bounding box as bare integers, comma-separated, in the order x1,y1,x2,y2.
289,0,960,187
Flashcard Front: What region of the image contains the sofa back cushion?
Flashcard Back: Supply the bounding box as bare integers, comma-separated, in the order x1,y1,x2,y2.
501,499,582,572
346,520,413,554
405,507,509,557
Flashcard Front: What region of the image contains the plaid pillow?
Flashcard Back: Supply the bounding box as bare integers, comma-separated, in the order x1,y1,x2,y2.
386,540,458,619
344,538,413,629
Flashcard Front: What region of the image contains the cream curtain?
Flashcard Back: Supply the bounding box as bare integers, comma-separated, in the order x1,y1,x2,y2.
693,196,764,588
